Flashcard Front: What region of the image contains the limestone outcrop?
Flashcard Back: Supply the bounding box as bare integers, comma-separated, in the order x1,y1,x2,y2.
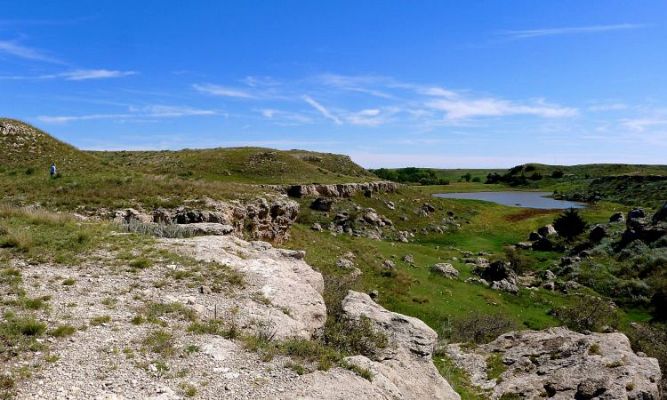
447,327,662,400
279,291,460,399
283,181,400,198
111,196,299,243
162,236,326,340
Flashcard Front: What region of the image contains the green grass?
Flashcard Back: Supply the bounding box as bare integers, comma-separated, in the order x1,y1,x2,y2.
486,353,507,381
143,329,176,356
48,325,77,338
90,315,111,326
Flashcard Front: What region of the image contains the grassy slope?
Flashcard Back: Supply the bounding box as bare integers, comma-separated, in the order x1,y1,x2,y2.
0,119,375,209
92,147,376,185
286,186,641,332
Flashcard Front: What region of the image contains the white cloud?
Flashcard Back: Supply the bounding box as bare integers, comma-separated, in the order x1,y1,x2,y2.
0,39,63,64
426,97,577,120
302,95,342,124
193,83,254,98
344,108,392,126
259,108,312,124
499,23,647,39
587,103,628,112
621,117,667,132
38,105,217,124
59,69,136,80
0,68,136,81
418,86,458,97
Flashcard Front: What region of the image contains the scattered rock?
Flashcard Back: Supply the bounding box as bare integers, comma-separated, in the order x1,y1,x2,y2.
537,224,557,237
430,263,459,279
532,237,553,251
589,224,608,242
336,257,355,270
311,222,323,232
609,212,625,223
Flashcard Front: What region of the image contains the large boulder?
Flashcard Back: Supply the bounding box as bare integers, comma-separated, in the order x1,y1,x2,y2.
279,291,460,399
589,224,608,242
447,327,661,400
537,224,557,237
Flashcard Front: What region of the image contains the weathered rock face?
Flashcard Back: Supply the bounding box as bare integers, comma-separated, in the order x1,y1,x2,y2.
281,291,459,399
112,197,299,243
162,236,326,340
285,181,400,198
447,327,662,400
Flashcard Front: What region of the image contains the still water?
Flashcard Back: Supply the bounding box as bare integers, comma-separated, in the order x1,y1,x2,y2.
433,191,586,209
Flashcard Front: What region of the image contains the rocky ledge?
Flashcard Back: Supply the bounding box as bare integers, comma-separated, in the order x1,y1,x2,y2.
447,327,662,400
281,291,460,400
110,196,299,243
161,235,326,340
281,181,400,198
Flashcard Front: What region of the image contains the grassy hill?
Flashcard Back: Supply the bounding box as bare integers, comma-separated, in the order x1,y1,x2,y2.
0,118,102,174
93,147,376,185
0,119,377,209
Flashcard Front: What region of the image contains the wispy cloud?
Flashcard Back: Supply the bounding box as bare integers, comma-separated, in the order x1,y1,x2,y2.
259,109,312,124
59,69,136,80
38,105,218,124
426,96,577,120
621,117,667,132
0,68,136,81
0,39,64,64
499,23,647,39
302,95,342,124
193,83,255,98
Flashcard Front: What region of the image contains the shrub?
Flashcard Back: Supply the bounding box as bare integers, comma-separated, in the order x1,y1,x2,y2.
48,325,76,337
553,208,587,241
90,315,111,326
143,329,175,356
448,312,518,344
650,277,667,321
554,296,618,332
503,247,536,275
551,170,564,179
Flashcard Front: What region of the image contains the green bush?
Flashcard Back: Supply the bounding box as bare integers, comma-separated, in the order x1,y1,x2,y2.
554,296,618,332
449,312,518,344
553,208,587,241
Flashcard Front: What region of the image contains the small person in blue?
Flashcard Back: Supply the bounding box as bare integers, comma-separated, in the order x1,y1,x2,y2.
49,162,57,177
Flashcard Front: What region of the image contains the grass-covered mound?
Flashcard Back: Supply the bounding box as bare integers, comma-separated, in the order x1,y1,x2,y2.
93,147,376,184
0,118,102,174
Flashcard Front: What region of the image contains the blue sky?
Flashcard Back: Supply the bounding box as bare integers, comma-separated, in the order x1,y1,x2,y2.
1,1,666,168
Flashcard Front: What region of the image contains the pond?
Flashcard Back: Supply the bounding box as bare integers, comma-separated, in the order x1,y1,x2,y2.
432,191,587,209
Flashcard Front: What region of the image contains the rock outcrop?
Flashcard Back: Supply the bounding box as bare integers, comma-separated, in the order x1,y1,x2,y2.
162,236,326,340
281,291,460,399
447,327,662,400
112,196,299,243
284,181,400,198
431,263,459,279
